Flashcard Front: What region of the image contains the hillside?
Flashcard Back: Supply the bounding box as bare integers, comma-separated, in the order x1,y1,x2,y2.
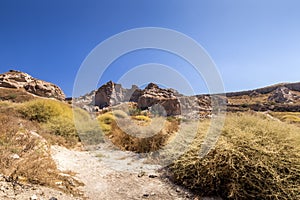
0,70,299,199
74,80,300,118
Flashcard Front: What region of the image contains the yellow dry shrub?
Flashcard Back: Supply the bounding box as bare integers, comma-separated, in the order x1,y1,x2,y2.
19,99,78,141
170,113,300,199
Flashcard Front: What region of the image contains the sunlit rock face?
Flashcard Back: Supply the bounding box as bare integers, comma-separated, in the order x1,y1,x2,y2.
0,70,65,100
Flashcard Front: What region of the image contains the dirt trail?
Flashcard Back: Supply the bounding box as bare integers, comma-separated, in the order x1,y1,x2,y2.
51,144,192,200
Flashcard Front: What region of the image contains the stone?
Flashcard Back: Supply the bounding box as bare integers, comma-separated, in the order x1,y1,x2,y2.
30,194,38,200
143,193,149,197
0,70,65,100
148,174,158,178
10,154,20,159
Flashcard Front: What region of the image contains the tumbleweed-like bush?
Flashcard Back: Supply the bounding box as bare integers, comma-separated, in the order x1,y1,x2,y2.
170,113,300,199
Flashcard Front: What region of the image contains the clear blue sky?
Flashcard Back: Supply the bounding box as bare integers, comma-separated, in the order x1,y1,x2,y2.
0,0,299,97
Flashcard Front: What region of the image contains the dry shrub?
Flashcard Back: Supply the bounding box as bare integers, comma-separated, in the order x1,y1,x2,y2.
103,114,179,153
74,108,103,145
270,112,300,125
0,114,83,196
97,112,115,133
170,113,300,199
18,99,80,145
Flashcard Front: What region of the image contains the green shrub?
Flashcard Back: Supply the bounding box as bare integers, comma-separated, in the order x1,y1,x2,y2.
19,99,78,140
19,99,65,122
170,113,300,199
132,115,151,122
128,107,142,116
97,112,115,133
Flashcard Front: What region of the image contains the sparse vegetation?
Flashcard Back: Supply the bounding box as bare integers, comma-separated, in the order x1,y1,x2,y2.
0,88,35,103
170,113,300,199
97,112,115,133
0,107,83,196
19,99,79,145
98,111,179,152
269,111,300,125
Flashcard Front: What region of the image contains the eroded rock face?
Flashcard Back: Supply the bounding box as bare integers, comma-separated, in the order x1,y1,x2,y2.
268,86,299,103
95,81,142,108
0,70,65,100
94,81,219,117
137,83,181,116
94,82,182,116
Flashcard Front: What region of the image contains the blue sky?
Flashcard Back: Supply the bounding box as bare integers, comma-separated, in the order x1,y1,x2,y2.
0,0,299,97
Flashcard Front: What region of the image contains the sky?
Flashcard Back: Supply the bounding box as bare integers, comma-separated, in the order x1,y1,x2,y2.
0,0,300,97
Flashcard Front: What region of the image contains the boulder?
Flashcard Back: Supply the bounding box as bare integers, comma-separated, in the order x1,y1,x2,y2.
0,70,65,100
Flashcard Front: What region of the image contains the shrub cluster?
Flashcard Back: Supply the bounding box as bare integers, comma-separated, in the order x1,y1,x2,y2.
170,113,300,199
19,99,77,139
98,111,179,153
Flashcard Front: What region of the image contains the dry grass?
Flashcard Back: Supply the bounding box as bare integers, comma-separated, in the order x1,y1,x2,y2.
227,94,269,105
269,112,300,125
18,99,80,146
97,111,179,153
0,113,83,196
0,99,85,196
170,112,300,199
0,87,35,103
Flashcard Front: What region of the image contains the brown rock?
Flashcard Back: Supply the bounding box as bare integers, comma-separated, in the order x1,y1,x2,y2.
137,83,181,116
0,70,65,100
94,81,142,108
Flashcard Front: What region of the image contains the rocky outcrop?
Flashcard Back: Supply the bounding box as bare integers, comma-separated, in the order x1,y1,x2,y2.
268,86,300,103
0,70,65,100
94,82,183,116
94,81,141,108
137,83,181,116
94,81,215,117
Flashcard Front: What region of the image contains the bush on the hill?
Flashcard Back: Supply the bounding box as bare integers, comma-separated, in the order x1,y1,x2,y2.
19,99,77,140
170,113,300,199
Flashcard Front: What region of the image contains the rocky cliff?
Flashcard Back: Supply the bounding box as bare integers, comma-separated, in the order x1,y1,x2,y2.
0,70,65,100
93,81,215,117
94,82,181,116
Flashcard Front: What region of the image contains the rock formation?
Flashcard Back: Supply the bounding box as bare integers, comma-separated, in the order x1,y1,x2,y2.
0,70,65,100
94,81,211,117
94,81,141,108
137,83,181,116
268,86,300,103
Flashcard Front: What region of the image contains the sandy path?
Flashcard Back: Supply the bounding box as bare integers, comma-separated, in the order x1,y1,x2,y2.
51,145,191,200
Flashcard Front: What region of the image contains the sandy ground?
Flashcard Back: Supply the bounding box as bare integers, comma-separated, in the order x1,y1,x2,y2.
50,144,193,200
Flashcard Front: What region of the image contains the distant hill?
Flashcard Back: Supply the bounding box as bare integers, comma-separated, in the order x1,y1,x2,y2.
1,69,299,114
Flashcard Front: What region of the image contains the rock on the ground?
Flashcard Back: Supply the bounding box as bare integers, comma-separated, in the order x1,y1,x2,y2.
0,70,65,100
